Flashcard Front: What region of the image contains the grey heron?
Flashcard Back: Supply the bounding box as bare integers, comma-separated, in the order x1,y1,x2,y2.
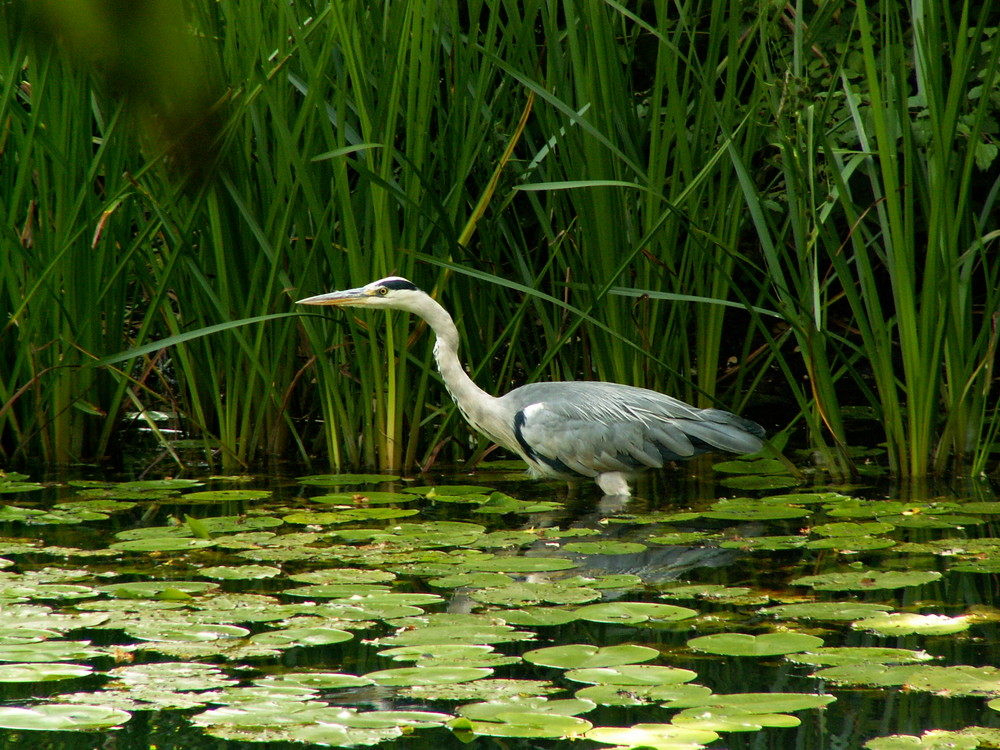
298,276,766,496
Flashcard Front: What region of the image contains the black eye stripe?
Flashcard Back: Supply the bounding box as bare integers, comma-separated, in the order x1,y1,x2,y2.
379,278,419,292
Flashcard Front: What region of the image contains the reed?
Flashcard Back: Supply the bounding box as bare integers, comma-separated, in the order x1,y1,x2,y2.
1,0,997,480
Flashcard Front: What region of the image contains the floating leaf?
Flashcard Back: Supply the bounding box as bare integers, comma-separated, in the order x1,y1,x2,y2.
365,666,492,686
565,665,696,686
561,541,648,555
498,608,580,627
0,663,93,682
310,491,417,505
283,508,419,524
248,627,353,647
126,623,251,643
254,672,374,690
179,490,272,502
760,602,895,621
109,538,217,553
523,644,659,669
471,582,600,606
786,647,933,667
687,632,823,657
811,521,895,536
200,565,281,580
0,704,131,731
585,723,719,747
791,570,943,591
851,613,970,636
573,602,697,625
0,641,103,663
466,557,576,573
720,535,809,551
458,711,592,739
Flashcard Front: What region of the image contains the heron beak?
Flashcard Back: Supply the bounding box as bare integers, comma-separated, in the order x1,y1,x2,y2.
296,287,371,306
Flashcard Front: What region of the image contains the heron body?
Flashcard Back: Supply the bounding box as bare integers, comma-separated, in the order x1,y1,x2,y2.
298,276,765,496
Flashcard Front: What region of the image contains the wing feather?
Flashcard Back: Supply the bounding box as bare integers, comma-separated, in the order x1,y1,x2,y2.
500,381,764,479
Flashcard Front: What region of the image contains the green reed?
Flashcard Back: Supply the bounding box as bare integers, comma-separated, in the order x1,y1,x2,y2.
2,0,997,479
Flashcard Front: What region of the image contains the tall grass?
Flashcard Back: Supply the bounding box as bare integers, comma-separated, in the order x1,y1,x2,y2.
1,0,997,479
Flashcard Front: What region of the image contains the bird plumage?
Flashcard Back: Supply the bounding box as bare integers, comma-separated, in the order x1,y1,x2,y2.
298,276,765,496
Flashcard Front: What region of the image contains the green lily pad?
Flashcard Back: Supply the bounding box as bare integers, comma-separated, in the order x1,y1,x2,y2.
99,581,219,599
687,632,824,657
466,556,576,573
561,541,648,555
179,490,272,502
565,664,697,686
759,602,895,621
864,731,980,750
365,666,492,686
456,712,592,739
810,521,896,536
671,705,801,731
851,613,970,636
585,723,719,747
804,536,896,551
497,608,580,627
248,627,353,647
459,696,595,720
125,623,251,642
310,491,417,505
109,538,217,553
0,704,131,730
200,565,282,580
283,508,419,524
703,504,811,521
254,672,375,690
0,663,93,682
791,570,943,591
786,647,934,667
523,644,659,669
574,682,713,707
471,582,601,606
373,624,535,647
573,602,697,624
720,535,810,551
0,641,103,662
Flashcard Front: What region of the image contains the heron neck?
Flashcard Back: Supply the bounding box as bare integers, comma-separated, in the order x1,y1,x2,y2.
417,297,498,419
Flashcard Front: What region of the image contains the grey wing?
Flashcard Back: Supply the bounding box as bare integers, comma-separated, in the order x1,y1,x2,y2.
501,382,765,478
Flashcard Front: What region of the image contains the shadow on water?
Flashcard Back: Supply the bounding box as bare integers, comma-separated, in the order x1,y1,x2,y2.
0,458,999,748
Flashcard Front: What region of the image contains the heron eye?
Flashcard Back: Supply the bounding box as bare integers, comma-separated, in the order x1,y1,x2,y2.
377,287,388,296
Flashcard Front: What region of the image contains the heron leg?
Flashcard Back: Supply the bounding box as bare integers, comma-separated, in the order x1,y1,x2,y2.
596,472,631,497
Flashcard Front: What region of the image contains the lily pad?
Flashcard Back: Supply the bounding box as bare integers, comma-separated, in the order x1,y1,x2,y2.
0,663,93,682
687,632,824,657
0,704,131,731
565,664,697,686
523,644,659,669
365,666,492,686
791,570,943,591
585,723,719,747
851,613,970,636
573,602,697,624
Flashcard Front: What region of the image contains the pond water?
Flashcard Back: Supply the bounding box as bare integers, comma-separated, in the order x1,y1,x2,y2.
0,458,999,749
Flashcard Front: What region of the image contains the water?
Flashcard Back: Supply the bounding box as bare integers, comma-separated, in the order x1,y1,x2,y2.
0,462,998,748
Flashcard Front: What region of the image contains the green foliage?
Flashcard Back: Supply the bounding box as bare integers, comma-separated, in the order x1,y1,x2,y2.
0,0,997,478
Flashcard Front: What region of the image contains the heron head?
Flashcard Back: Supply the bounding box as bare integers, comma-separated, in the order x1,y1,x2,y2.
297,276,424,311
